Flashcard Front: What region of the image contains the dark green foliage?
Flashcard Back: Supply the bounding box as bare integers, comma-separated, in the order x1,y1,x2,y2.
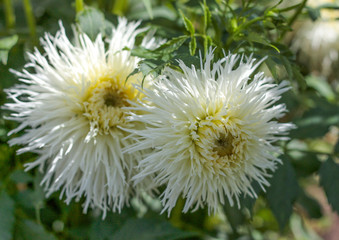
288,150,321,177
319,157,339,214
266,156,299,230
296,189,322,219
334,141,339,156
0,191,15,240
14,220,57,240
111,218,199,240
291,98,339,139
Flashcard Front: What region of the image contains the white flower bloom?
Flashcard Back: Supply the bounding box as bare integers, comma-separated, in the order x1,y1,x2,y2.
291,20,339,78
291,0,339,79
4,18,157,216
126,51,294,215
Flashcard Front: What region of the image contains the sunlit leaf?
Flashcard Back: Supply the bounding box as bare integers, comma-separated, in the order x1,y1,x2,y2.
202,0,211,31
189,37,196,56
179,10,195,36
142,0,153,19
0,35,18,65
306,75,336,102
76,7,113,40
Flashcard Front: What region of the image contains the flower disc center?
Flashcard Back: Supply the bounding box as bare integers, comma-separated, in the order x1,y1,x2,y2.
104,91,125,107
83,77,136,135
213,133,234,157
192,118,247,171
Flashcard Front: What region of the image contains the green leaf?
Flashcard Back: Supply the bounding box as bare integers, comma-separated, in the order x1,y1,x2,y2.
306,75,336,102
112,0,129,16
179,10,195,36
0,191,15,240
155,36,188,57
142,0,153,19
246,32,280,52
292,66,307,90
10,170,33,184
287,146,321,177
318,3,339,10
189,37,196,56
172,53,200,68
14,220,57,240
76,7,112,40
202,0,211,32
238,181,262,217
223,203,246,234
266,156,299,230
306,6,321,21
89,214,120,240
129,46,162,59
0,35,18,65
111,218,198,240
319,157,339,214
291,98,339,139
31,172,45,209
265,57,279,80
334,141,339,155
202,35,211,57
297,189,322,219
89,208,137,240
130,36,188,61
131,36,188,62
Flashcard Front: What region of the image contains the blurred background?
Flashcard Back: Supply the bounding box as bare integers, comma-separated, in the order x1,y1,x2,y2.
0,0,338,239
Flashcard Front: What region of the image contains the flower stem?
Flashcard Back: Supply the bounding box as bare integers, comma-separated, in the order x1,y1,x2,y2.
35,204,42,225
75,0,84,13
169,197,185,228
3,0,15,29
279,0,308,41
22,0,37,43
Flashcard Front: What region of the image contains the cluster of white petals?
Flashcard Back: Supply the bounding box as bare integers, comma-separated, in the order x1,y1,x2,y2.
4,18,157,217
5,17,294,217
126,51,295,215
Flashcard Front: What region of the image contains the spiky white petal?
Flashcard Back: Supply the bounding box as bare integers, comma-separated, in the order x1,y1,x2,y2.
4,18,157,217
126,51,295,215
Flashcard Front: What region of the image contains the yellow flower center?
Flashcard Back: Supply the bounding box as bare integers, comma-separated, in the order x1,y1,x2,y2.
191,117,248,172
213,133,234,157
83,75,139,135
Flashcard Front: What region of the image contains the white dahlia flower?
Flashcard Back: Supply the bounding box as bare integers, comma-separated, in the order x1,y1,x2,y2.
291,20,339,78
291,0,339,79
126,51,294,215
4,18,157,216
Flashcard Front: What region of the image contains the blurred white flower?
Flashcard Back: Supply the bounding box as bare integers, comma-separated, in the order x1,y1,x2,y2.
291,20,339,78
291,0,339,79
4,18,157,217
126,51,294,215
